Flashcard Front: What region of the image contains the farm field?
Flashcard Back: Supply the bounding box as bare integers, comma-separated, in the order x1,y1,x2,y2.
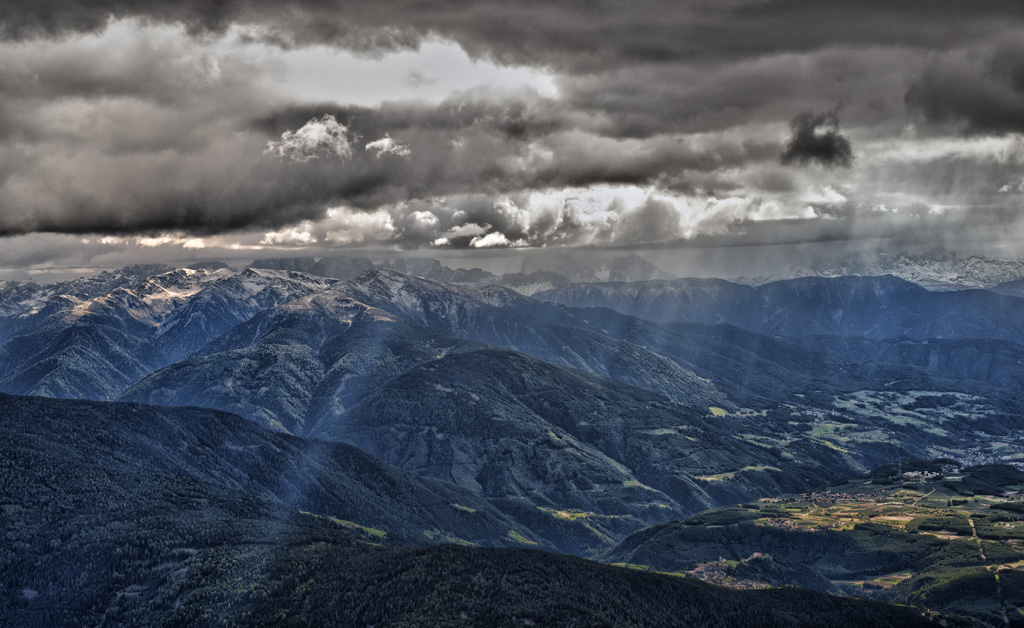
603,459,1024,626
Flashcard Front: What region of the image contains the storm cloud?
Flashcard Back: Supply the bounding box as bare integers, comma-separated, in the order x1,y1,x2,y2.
1,2,1023,265
906,36,1024,135
6,0,1024,71
780,111,854,169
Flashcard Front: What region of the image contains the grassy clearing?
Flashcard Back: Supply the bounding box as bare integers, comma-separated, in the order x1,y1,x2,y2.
542,508,593,521
622,479,659,491
697,466,781,482
300,511,387,540
507,529,538,545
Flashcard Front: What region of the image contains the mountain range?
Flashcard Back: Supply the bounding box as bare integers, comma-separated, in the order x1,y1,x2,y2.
790,248,1024,291
256,248,1024,292
535,274,1024,341
4,259,1024,625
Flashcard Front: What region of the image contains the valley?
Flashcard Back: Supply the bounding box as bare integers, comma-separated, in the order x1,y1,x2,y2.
603,460,1024,626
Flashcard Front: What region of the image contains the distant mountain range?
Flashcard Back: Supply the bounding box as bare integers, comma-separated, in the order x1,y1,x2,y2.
768,247,1024,291
251,252,671,295
536,274,1024,341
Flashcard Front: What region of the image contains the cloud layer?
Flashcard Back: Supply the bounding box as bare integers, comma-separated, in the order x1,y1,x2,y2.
7,1,1024,71
1,4,1023,265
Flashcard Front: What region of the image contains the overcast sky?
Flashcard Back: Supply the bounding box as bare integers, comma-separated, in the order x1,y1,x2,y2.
2,1,1024,276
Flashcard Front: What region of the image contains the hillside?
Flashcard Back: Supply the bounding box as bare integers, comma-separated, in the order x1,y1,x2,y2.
0,393,952,628
0,393,542,550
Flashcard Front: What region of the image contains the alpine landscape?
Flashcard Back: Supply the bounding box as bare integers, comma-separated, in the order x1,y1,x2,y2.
4,1,1024,627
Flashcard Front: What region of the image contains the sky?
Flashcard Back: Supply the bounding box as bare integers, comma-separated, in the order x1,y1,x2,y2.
2,1,1024,278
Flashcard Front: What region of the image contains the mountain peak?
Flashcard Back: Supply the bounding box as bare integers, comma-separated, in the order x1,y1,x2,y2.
350,268,452,297
355,267,413,283
280,289,396,323
470,284,534,308
762,274,923,291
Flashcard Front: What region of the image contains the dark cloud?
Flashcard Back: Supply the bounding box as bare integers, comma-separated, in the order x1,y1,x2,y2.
245,94,782,198
249,91,586,144
553,46,918,139
1,66,793,237
906,37,1024,135
613,198,682,245
779,111,854,169
4,1,1022,72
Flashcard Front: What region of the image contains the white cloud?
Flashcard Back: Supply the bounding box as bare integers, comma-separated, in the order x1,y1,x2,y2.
261,224,316,245
803,185,848,205
366,134,412,158
136,233,214,248
470,232,527,248
265,114,354,163
441,222,489,239
321,208,395,245
1000,178,1024,194
410,211,439,228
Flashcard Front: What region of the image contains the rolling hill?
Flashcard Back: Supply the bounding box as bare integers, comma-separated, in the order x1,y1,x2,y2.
0,393,948,627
